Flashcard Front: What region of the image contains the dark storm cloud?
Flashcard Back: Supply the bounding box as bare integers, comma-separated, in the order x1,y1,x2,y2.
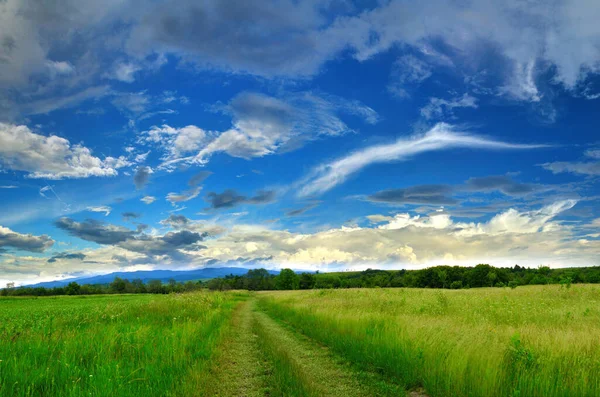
134,166,151,190
206,189,276,209
368,185,458,205
47,252,86,263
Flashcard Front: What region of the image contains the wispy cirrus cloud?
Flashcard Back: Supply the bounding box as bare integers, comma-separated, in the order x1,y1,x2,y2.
297,123,549,197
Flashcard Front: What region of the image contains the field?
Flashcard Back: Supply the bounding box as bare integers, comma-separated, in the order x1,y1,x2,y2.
2,285,600,396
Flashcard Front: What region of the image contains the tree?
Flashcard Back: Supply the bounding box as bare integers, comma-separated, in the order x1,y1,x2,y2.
148,279,164,294
65,282,81,295
487,271,498,287
277,269,299,290
246,269,271,291
299,273,316,289
110,277,127,293
437,269,449,288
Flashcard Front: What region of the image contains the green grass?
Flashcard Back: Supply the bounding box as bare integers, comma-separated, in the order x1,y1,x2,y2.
258,285,600,397
0,291,248,397
4,285,599,396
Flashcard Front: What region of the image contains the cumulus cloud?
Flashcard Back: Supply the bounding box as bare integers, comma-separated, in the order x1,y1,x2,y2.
0,225,54,252
194,200,584,269
140,125,208,163
86,206,112,216
206,189,276,210
140,91,378,169
298,123,547,197
0,123,127,179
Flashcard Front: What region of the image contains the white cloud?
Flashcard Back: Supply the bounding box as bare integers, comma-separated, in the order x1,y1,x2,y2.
192,200,585,269
22,86,111,116
333,0,600,100
455,200,578,236
140,91,378,170
0,123,126,179
166,187,202,206
297,123,547,197
140,196,157,204
500,60,541,102
110,62,141,83
46,61,75,77
420,94,478,120
585,149,600,159
86,206,112,216
140,125,208,162
541,160,600,176
111,91,150,114
388,55,433,98
366,214,394,224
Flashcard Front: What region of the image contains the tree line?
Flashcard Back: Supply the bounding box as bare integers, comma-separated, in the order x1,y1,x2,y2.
205,264,600,291
2,264,599,296
0,277,204,297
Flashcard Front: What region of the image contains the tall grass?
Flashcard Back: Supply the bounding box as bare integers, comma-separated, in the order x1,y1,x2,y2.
0,291,247,397
258,285,600,397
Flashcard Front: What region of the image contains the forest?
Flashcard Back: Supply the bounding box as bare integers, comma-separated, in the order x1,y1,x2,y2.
2,264,598,296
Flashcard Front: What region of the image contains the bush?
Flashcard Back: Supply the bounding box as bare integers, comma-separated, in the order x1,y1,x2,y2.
450,280,463,289
508,281,519,289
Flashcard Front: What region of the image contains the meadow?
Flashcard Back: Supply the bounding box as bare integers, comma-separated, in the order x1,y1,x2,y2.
0,291,247,397
2,285,599,396
258,285,600,397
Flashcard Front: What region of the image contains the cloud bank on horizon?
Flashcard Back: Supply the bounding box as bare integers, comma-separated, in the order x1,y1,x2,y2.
0,0,599,285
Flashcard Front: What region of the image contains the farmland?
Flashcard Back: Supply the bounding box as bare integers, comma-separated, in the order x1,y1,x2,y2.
2,285,600,396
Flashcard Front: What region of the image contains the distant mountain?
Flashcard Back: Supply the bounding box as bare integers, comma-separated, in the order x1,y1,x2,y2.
25,267,274,288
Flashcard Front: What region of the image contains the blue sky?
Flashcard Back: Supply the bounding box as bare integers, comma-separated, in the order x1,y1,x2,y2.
1,0,600,285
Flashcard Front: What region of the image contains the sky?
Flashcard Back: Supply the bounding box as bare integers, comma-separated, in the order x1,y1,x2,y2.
1,0,600,285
